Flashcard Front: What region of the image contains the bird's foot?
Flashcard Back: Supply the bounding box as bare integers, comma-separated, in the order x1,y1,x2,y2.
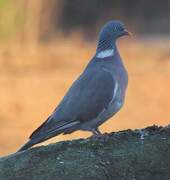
90,133,109,142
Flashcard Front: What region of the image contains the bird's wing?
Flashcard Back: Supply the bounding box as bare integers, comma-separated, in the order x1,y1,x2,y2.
30,67,115,139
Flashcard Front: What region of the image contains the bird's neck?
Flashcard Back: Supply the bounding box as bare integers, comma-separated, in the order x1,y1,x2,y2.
96,39,116,59
97,35,115,52
86,42,125,72
95,41,125,68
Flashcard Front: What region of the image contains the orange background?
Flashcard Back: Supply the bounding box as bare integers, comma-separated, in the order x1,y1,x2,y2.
0,37,170,156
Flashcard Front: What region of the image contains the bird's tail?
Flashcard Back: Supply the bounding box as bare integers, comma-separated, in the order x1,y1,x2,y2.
17,128,66,152
17,117,79,152
17,139,37,152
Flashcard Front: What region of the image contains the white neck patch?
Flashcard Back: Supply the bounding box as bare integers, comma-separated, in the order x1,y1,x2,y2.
96,49,114,58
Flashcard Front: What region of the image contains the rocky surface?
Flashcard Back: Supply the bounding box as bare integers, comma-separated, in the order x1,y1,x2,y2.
0,125,170,180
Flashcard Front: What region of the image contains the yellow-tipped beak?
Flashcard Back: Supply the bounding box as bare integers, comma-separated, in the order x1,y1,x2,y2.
127,31,133,37
123,29,133,37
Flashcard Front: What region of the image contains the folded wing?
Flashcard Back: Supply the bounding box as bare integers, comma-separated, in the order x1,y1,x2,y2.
29,67,115,142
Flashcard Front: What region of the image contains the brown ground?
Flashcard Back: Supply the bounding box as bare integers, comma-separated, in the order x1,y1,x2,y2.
0,36,170,156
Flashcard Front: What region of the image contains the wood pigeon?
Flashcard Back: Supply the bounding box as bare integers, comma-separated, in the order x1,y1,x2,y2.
18,20,130,152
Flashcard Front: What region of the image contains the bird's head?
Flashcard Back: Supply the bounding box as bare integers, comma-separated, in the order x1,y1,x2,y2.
99,20,131,40
97,21,131,53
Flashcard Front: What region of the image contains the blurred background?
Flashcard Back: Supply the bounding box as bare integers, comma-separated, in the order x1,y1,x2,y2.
0,0,170,156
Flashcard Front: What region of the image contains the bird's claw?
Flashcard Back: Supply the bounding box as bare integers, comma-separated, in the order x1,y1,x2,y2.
90,133,109,142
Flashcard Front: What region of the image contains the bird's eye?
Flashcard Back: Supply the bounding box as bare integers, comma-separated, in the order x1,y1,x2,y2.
113,26,117,31
113,26,119,31
113,25,124,32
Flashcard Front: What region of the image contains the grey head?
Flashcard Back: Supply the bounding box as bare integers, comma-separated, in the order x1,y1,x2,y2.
97,20,131,52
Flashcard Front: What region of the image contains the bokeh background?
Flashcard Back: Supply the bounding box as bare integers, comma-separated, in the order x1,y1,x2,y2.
0,0,170,156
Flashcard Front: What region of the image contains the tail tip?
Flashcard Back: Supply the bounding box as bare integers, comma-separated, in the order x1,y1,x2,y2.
17,140,32,152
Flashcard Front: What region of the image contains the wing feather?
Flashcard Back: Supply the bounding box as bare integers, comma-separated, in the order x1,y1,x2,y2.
29,67,115,140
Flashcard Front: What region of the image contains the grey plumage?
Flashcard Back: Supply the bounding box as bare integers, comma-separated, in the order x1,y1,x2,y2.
18,20,129,152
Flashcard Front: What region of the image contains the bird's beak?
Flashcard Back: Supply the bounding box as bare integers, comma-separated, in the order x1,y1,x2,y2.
123,29,133,37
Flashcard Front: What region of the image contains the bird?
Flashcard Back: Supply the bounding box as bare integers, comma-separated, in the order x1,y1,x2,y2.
18,20,130,152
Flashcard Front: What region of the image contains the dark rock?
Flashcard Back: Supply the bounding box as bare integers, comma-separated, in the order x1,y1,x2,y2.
0,125,170,180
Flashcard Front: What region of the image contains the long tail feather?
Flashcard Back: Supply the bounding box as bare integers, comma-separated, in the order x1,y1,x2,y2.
17,119,79,152
17,128,67,152
17,139,37,152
